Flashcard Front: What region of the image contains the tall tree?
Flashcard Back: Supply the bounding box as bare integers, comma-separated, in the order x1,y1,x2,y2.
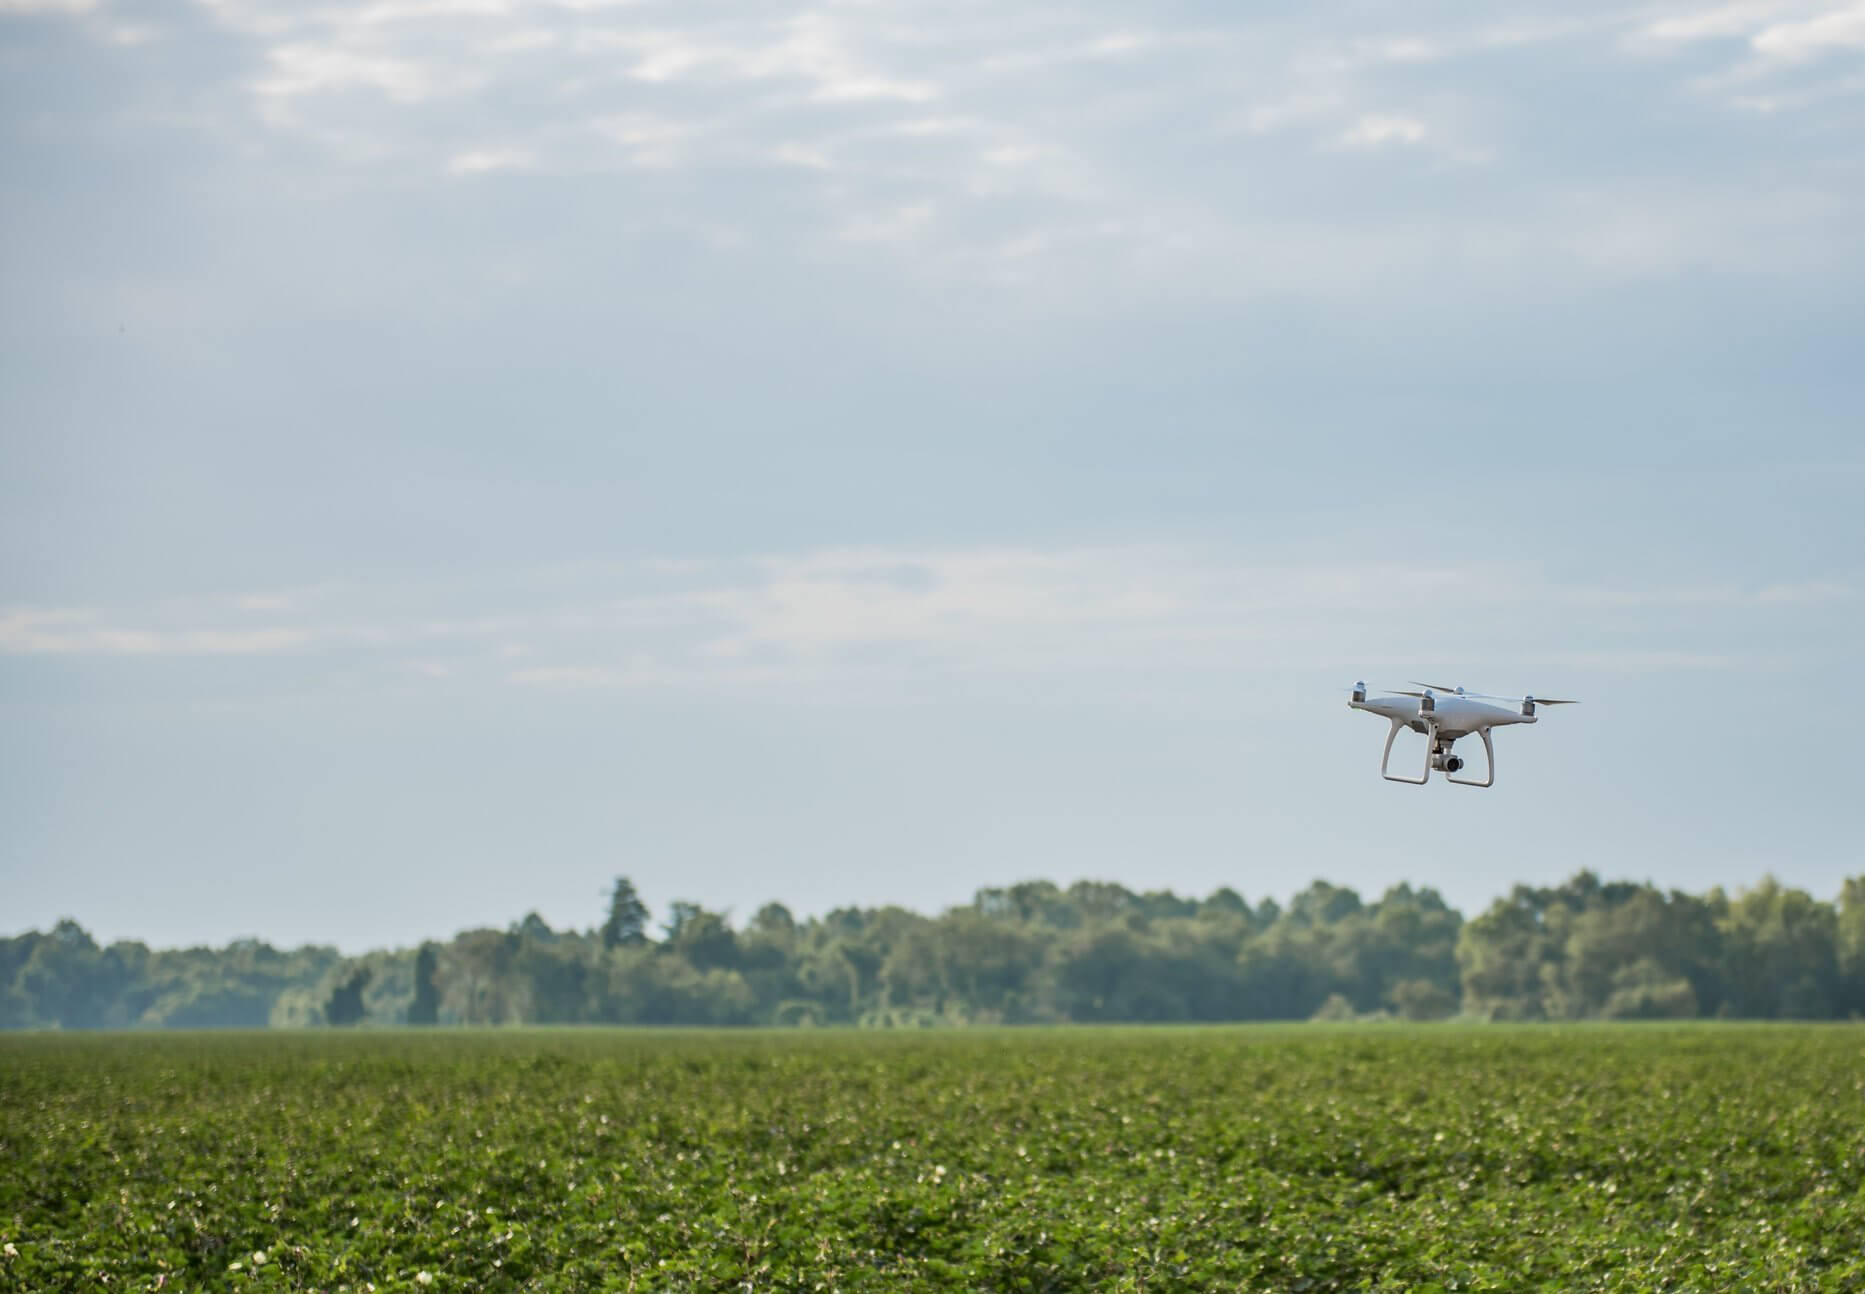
407,943,441,1025
602,877,650,950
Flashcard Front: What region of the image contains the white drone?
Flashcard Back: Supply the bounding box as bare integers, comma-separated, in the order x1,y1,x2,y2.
1348,681,1578,787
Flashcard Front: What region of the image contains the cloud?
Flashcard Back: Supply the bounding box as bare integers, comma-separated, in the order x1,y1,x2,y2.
255,43,450,107
7,547,1846,689
835,202,934,244
1337,113,1428,148
447,147,535,174
1632,0,1865,54
0,609,315,655
1627,0,1865,117
590,113,701,168
29,0,1849,305
1633,1,1809,45
1752,2,1865,57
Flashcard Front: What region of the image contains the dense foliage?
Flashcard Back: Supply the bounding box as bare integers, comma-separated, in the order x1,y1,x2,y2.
3,1027,1862,1291
4,872,1862,1029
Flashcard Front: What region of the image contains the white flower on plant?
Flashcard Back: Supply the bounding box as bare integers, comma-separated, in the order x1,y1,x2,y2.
253,1250,267,1265
416,1272,434,1286
3,1243,17,1258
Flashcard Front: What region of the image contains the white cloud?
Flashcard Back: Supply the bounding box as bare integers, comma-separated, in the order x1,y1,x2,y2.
1752,2,1865,57
590,113,698,167
771,141,833,169
1627,1,1865,115
1634,1,1810,45
0,609,315,656
255,43,453,109
448,147,534,174
1234,92,1341,135
1730,68,1865,109
836,202,934,244
8,548,1843,686
1337,113,1428,148
87,0,1842,302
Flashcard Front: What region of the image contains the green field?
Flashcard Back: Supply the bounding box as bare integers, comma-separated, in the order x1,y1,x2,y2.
3,1027,1862,1292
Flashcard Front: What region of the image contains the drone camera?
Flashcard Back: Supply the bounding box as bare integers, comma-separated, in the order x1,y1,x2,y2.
1443,755,1464,774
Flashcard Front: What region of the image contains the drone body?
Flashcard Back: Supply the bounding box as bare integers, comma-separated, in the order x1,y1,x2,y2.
1348,681,1577,787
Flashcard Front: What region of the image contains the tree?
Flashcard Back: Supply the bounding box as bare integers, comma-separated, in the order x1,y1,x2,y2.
1560,886,1719,1017
514,912,557,942
750,903,796,936
324,968,371,1027
13,920,136,1029
407,943,441,1025
1836,876,1865,1018
1203,887,1251,919
443,930,521,1024
1287,880,1363,927
1457,883,1583,1019
1717,877,1839,1018
602,877,650,950
664,906,740,973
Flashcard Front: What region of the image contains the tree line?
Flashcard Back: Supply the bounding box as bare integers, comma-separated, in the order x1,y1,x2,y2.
4,871,1862,1030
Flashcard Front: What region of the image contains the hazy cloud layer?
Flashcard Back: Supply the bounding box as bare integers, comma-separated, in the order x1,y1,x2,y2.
4,545,1850,694
11,0,1865,310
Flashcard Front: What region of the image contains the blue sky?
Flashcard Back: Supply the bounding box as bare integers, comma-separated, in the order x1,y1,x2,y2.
4,0,1862,951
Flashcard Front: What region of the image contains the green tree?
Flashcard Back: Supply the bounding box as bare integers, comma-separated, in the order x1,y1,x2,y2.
408,943,442,1024
324,967,371,1027
1838,876,1865,1017
602,877,650,950
664,903,740,972
1717,877,1839,1018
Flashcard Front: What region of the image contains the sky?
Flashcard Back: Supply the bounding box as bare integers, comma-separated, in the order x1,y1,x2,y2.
3,0,1862,952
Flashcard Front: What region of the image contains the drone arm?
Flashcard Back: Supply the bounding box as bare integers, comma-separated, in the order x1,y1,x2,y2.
1380,718,1431,785
1446,727,1495,788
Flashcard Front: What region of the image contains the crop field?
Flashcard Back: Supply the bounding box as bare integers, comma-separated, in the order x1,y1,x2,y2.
3,1027,1863,1292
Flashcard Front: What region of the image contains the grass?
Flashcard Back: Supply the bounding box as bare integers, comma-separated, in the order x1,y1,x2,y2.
3,1025,1863,1291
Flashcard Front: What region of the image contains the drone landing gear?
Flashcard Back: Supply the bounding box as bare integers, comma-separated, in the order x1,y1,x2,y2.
1380,722,1496,788
1380,719,1432,784
1444,728,1494,788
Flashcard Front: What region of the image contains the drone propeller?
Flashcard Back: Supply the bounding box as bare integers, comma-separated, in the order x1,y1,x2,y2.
1476,692,1581,706
1407,680,1580,705
1419,685,1581,705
